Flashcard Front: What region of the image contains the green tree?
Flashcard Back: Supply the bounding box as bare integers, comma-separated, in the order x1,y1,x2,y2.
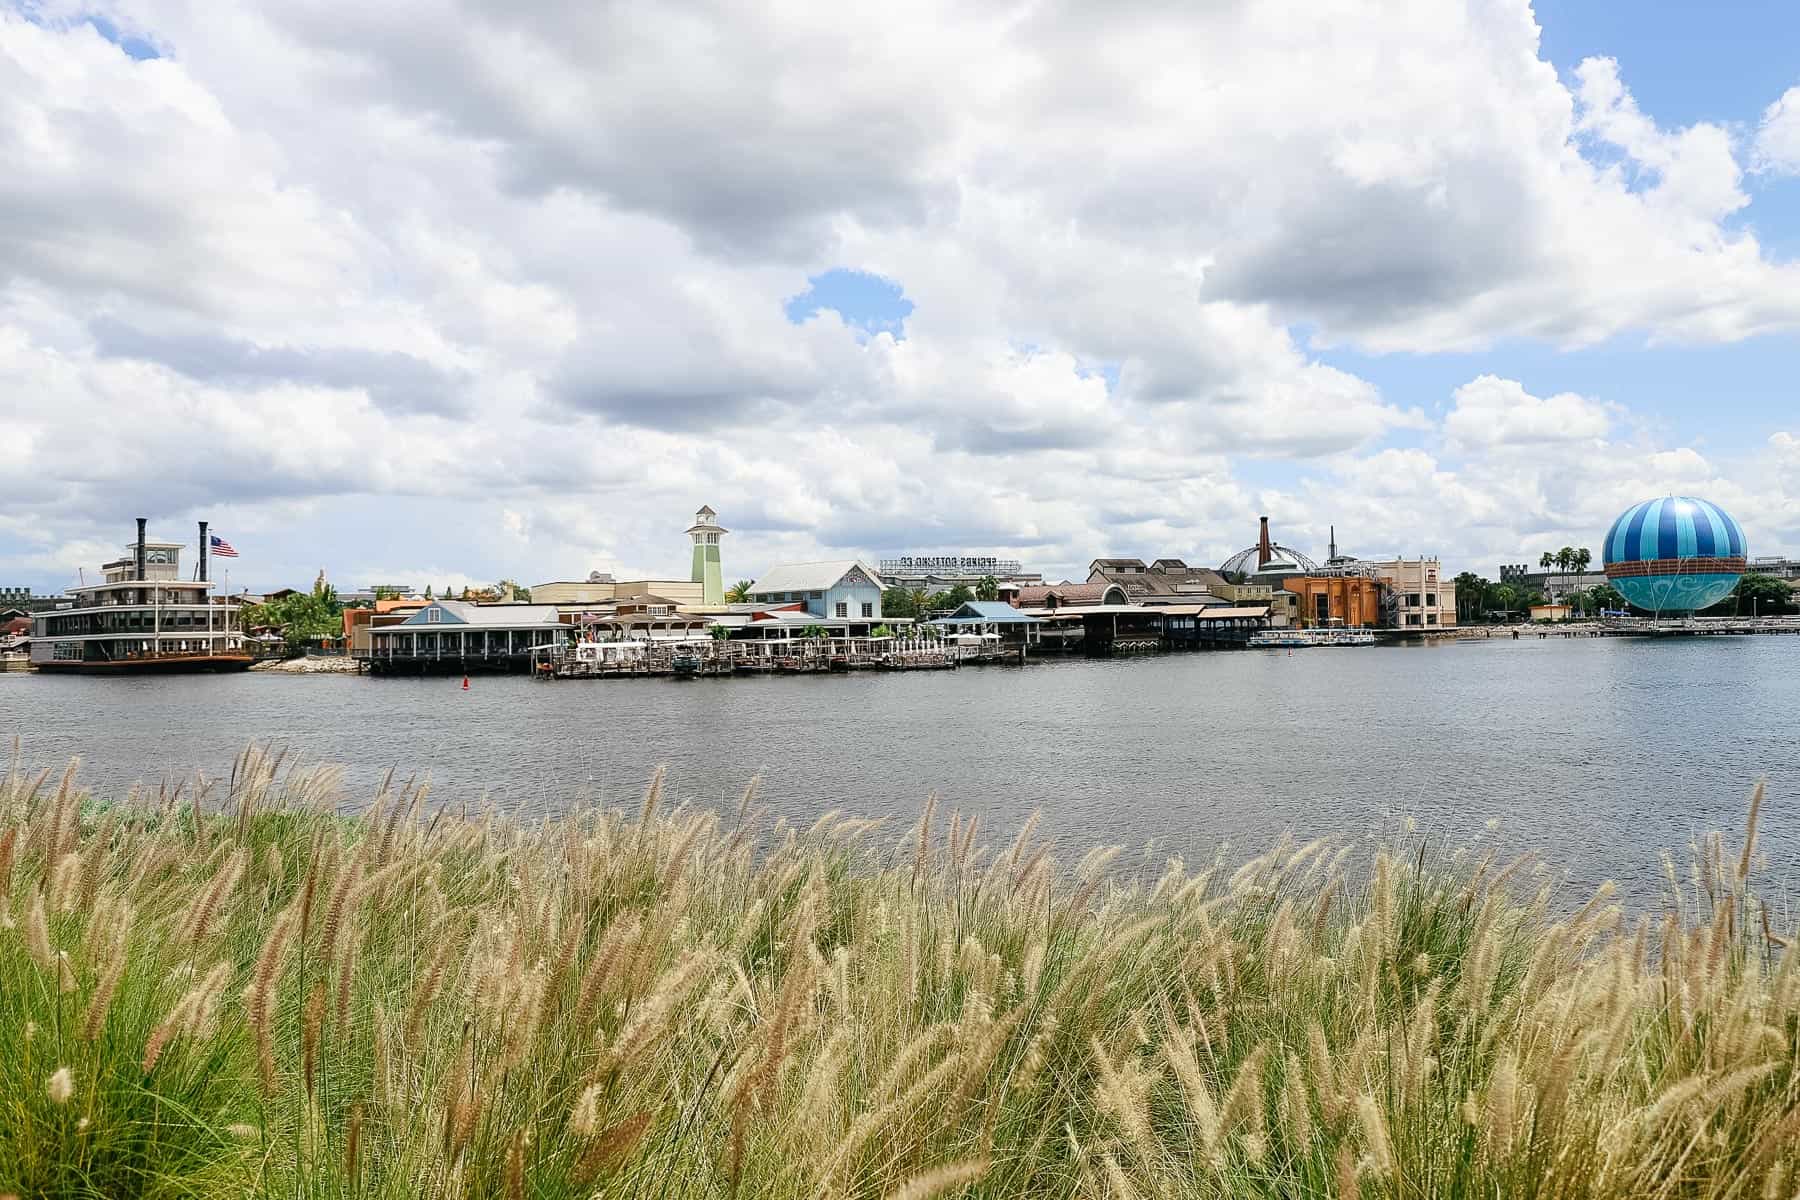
423,586,433,600
880,586,916,619
975,575,999,602
924,585,974,614
909,587,930,617
239,575,344,654
1453,572,1489,623
709,624,731,641
800,624,828,640
1702,573,1795,617
1582,583,1628,615
726,579,754,603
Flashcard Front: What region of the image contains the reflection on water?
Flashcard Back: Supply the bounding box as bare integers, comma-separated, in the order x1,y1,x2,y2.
3,636,1795,902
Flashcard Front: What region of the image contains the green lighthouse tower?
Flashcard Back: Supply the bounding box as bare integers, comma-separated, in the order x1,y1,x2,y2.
686,505,727,605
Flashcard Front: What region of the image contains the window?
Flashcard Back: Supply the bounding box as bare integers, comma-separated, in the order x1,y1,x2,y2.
835,602,848,618
861,602,873,618
1405,593,1420,606
1425,593,1437,608
426,608,441,624
1427,614,1438,625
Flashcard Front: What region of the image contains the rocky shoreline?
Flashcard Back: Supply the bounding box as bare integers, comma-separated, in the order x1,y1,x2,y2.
248,654,362,674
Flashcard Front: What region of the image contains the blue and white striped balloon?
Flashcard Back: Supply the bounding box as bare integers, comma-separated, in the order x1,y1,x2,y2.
1602,496,1746,613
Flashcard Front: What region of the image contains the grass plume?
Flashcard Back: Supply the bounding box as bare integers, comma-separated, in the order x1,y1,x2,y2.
0,754,1792,1199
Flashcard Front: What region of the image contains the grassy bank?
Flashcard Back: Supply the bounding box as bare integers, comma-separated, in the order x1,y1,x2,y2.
1,750,1793,1199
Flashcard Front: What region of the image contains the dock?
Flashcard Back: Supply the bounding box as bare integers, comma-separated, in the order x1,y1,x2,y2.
533,637,1022,680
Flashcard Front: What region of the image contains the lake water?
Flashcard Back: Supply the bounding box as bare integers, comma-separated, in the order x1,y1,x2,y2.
3,636,1796,902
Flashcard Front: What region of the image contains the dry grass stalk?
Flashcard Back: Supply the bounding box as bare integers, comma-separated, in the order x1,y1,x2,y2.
574,1110,651,1186
244,907,296,1094
4,754,1799,1199
882,1158,990,1200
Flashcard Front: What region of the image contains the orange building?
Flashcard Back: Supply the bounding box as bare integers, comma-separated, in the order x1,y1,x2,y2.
1282,575,1382,628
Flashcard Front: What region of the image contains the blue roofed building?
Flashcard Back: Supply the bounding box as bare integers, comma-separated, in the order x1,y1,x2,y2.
928,599,1042,650
364,600,571,672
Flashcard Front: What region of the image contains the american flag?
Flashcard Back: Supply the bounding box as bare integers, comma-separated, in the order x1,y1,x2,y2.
209,534,239,558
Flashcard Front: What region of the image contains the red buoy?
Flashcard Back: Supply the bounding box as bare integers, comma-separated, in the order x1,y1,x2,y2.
461,676,470,690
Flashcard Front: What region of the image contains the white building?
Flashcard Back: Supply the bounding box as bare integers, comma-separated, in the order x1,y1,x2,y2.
1366,558,1457,629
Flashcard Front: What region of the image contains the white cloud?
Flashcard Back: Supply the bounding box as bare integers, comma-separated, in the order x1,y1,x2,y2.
1,4,1798,591
1753,86,1800,175
1443,375,1614,451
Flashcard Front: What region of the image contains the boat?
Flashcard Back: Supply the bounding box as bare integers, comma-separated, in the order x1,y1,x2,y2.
1248,621,1375,649
30,519,253,673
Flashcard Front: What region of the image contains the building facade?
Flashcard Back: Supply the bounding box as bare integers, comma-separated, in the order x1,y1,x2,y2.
1086,558,1231,605
531,578,704,606
747,561,884,620
1747,555,1800,580
1499,563,1610,601
1367,558,1457,629
1281,575,1382,628
364,600,571,672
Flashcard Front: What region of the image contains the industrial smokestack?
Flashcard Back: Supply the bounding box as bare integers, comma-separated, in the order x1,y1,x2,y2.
198,521,209,583
1257,516,1273,569
136,518,148,582
1329,524,1337,562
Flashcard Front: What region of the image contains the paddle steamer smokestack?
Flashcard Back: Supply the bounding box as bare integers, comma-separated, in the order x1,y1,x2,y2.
1257,516,1273,569
135,518,147,581
198,521,208,583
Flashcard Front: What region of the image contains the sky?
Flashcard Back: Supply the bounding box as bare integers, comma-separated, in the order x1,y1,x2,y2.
3,0,1799,594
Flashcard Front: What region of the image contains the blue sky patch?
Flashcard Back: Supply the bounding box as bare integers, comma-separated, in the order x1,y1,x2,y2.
785,268,914,338
85,14,160,60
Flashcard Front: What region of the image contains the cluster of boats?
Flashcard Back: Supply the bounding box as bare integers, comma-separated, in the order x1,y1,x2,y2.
1246,625,1377,649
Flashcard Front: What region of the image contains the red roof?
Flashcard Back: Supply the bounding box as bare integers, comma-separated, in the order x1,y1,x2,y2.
1013,583,1111,608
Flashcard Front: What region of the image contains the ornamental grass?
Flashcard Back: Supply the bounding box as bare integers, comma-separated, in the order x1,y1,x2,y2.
0,747,1794,1198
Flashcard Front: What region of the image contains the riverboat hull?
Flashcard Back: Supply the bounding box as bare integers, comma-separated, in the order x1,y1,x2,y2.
34,654,256,674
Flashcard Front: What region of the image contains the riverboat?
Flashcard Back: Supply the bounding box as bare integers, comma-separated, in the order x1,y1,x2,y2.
30,519,252,673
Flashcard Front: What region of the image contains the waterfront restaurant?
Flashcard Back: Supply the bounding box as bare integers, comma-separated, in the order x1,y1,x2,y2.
364,600,572,672
927,600,1042,649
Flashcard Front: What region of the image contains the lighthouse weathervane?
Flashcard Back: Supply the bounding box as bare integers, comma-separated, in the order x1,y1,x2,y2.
686,505,728,605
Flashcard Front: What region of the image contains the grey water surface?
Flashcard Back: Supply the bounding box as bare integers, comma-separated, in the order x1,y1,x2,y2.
4,635,1796,903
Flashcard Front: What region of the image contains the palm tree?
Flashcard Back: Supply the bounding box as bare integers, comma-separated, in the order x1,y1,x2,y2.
1453,571,1484,623
975,575,999,602
725,579,753,603
909,588,929,617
